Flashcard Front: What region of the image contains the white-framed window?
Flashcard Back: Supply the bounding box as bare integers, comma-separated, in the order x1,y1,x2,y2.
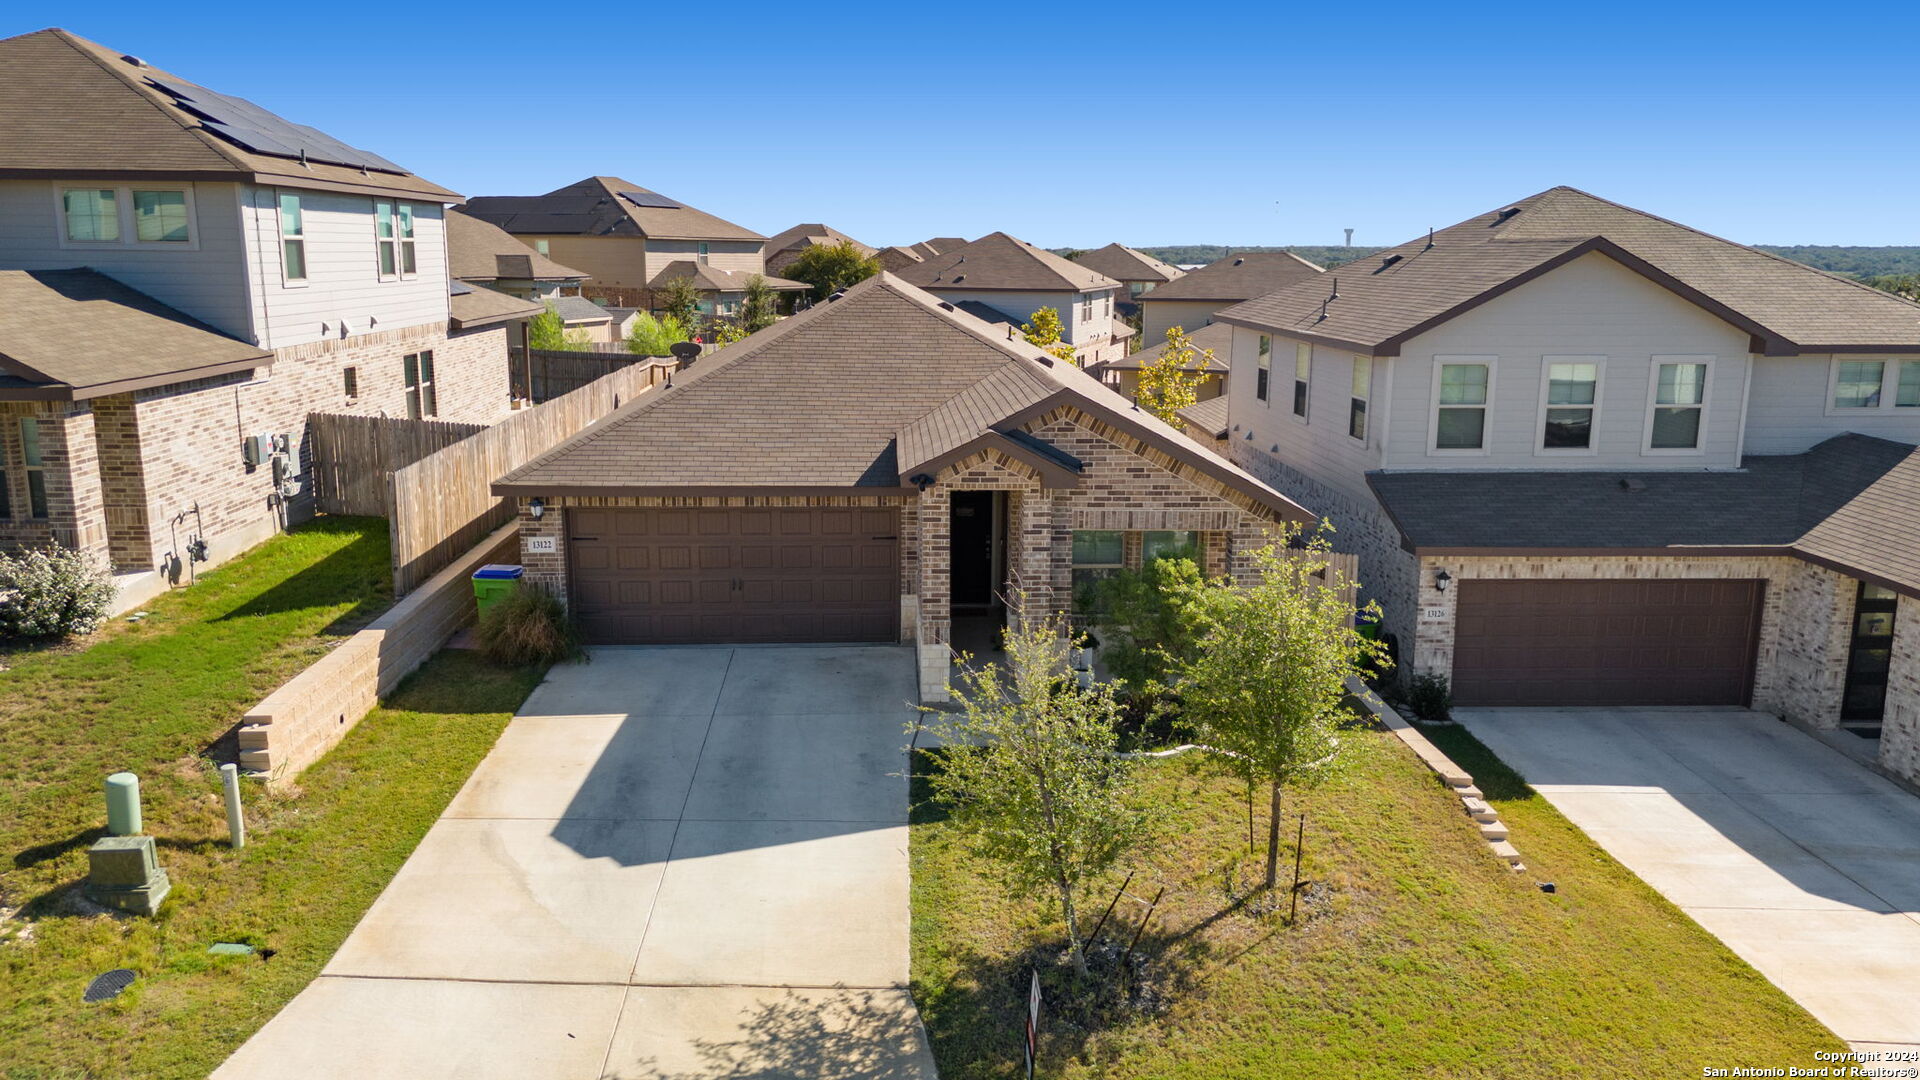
1103,294,1111,317
373,201,417,279
1292,342,1311,419
1826,358,1920,414
1349,355,1371,442
56,184,198,247
697,241,709,265
19,417,48,520
397,203,417,275
1255,335,1271,403
278,192,307,284
1080,293,1095,320
404,351,436,418
1537,357,1603,453
1643,356,1712,454
534,239,551,255
1429,356,1494,454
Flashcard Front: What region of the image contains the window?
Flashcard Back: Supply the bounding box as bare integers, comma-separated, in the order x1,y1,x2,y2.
403,351,436,418
343,366,360,400
1143,530,1199,564
1541,360,1600,451
375,201,396,277
0,429,9,519
397,203,417,275
1071,530,1124,611
278,193,306,283
62,188,119,242
1349,355,1371,442
1255,335,1271,402
1901,361,1920,407
697,241,709,265
132,190,190,242
1433,360,1490,451
1833,360,1885,409
1648,359,1709,451
1104,295,1111,317
534,239,550,255
19,418,48,519
1081,293,1094,320
1293,342,1311,418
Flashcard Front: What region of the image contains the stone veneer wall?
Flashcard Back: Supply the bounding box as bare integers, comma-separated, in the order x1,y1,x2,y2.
1880,602,1920,785
1234,444,1419,650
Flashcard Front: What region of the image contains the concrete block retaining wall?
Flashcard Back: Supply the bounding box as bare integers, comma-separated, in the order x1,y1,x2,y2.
237,523,518,783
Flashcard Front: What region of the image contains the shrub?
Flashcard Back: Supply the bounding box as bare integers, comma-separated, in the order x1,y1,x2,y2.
625,312,689,357
1404,673,1453,723
476,582,581,666
0,545,115,640
1090,555,1206,719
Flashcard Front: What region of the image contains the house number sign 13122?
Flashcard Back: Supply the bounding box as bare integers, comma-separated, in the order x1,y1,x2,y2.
526,536,558,554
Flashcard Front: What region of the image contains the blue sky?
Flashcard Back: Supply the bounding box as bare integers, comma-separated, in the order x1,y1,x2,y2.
13,2,1918,248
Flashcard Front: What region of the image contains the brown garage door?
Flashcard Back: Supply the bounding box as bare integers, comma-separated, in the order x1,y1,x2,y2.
1452,579,1764,706
568,506,899,645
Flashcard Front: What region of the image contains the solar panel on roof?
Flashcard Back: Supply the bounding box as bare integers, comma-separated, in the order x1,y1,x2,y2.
620,190,683,209
144,78,409,175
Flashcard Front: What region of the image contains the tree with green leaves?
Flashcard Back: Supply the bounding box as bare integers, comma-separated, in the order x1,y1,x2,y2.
740,273,779,332
1134,326,1212,426
652,276,703,329
1091,552,1206,710
783,240,880,301
918,608,1151,977
625,312,689,356
528,302,592,351
1171,531,1385,891
1021,306,1078,364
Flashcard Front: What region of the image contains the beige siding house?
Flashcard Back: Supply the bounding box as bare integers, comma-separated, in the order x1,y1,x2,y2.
894,233,1132,368
1137,250,1325,341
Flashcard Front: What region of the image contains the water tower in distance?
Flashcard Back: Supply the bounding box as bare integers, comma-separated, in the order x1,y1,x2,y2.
1344,228,1354,248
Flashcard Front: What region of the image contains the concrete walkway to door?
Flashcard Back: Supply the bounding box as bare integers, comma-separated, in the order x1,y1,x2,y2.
1457,707,1920,1054
215,646,937,1080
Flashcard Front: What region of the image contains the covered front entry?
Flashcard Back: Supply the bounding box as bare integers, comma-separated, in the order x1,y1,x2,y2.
1452,578,1764,706
568,506,899,644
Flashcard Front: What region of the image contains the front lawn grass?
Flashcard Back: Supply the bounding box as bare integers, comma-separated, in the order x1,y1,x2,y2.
0,518,545,1078
911,726,1842,1079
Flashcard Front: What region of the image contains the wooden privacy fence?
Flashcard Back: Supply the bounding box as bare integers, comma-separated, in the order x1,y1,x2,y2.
389,359,675,594
308,413,488,516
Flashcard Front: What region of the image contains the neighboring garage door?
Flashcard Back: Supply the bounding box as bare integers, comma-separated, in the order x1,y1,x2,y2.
1452,579,1764,706
568,506,899,644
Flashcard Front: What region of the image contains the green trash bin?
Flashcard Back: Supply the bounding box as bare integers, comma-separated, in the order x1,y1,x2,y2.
471,564,524,619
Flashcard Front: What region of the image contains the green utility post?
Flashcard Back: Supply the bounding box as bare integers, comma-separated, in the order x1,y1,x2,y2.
105,772,141,836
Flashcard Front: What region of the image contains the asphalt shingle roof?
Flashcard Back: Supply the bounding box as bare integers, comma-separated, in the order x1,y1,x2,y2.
1072,243,1185,285
1220,187,1920,354
1177,395,1230,439
447,209,589,283
1367,434,1920,594
1138,250,1325,304
450,283,542,331
545,295,613,324
895,233,1121,294
1098,321,1233,372
464,177,764,242
646,261,810,293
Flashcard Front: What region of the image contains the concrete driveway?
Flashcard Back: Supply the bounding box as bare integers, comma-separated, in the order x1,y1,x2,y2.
216,646,937,1079
1457,707,1920,1053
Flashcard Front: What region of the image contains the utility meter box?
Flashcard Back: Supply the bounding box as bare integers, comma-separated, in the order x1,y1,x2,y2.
242,434,270,466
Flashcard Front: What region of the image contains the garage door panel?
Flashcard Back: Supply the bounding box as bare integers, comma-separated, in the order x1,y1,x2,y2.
1453,578,1762,707
570,507,899,645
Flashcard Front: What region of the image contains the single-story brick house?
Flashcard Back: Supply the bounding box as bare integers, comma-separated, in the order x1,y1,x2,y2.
494,273,1314,697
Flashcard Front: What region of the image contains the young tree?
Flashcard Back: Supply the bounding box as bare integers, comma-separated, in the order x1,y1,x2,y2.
625,312,689,356
1172,531,1385,891
528,302,592,351
920,609,1150,977
1134,326,1212,426
1021,306,1079,364
739,273,779,332
784,240,881,301
652,276,703,329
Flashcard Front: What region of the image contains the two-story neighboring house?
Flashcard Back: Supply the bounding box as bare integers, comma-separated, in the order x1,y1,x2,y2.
895,233,1131,367
1072,243,1185,302
1138,250,1324,341
0,28,515,609
762,223,875,277
1216,186,1920,786
462,177,809,317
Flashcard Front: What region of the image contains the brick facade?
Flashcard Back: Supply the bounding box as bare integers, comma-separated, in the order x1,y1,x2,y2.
1882,603,1920,785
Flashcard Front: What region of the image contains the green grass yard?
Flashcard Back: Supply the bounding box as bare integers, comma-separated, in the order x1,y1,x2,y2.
910,726,1843,1079
0,518,544,1079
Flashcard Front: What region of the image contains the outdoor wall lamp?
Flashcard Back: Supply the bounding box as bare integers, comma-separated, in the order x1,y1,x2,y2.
529,498,545,521
910,474,936,492
1434,569,1452,592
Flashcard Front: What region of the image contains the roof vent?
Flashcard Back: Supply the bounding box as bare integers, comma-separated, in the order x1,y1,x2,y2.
1424,227,1436,251
952,274,965,283
120,54,147,67
937,301,954,311
1375,254,1403,273
1232,258,1245,266
1619,477,1647,492
826,289,848,303
1495,206,1522,223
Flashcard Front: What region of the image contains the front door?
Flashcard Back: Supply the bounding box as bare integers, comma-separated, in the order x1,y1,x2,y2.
1841,582,1898,736
949,491,998,610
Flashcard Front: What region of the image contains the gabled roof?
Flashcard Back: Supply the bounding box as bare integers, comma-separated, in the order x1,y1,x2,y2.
911,237,967,260
546,295,613,324
1139,250,1325,304
449,282,542,332
1073,243,1185,285
1219,187,1920,356
1097,321,1233,373
763,223,875,257
895,232,1122,294
493,273,1311,522
646,261,811,293
0,28,457,201
0,269,269,400
446,209,588,284
463,177,765,242
1178,395,1230,440
1366,434,1920,596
